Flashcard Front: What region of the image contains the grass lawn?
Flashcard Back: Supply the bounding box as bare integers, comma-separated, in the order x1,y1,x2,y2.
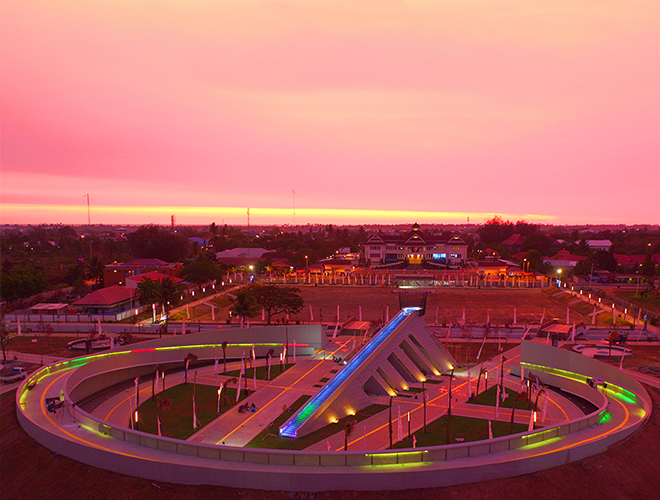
222,363,292,380
465,385,539,411
245,395,311,448
136,383,246,439
392,415,530,448
248,403,387,450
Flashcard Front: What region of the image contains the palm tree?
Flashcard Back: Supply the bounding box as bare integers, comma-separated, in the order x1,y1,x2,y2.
136,277,159,308
151,363,167,401
344,419,357,451
85,255,105,288
184,352,198,384
157,276,181,314
474,367,486,402
221,341,228,373
222,377,238,408
156,397,171,437
229,288,259,327
510,390,528,434
156,276,182,335
266,348,275,380
534,387,546,411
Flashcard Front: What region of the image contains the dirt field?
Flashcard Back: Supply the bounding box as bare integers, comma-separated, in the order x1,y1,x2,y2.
187,286,600,327
2,385,660,500
4,336,81,359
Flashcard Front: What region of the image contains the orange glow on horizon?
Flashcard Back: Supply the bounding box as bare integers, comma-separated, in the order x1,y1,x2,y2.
0,203,557,226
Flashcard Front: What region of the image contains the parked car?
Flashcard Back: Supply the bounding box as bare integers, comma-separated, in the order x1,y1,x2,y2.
1,366,27,384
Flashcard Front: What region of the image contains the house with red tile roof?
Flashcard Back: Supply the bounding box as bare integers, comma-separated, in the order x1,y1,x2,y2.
71,285,136,315
543,250,587,268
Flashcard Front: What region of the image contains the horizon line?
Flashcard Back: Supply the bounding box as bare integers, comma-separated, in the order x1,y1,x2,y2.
1,203,657,226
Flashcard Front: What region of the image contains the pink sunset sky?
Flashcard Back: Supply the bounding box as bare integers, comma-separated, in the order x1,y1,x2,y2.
1,1,659,226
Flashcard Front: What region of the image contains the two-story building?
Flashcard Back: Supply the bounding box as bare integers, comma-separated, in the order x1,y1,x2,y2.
103,258,182,287
362,223,469,268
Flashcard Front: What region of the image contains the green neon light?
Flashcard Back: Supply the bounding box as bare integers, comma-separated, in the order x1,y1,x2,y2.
520,362,639,405
605,389,636,405
519,436,562,450
152,343,284,352
360,461,429,470
599,412,612,424
78,423,112,438
18,341,302,407
521,427,557,439
366,450,428,457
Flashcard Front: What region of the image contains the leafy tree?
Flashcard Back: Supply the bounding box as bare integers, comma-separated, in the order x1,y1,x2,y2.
573,258,592,276
520,233,556,256
229,289,260,325
0,320,10,362
477,216,515,245
181,258,222,291
641,255,657,284
522,250,544,273
127,225,191,262
0,268,49,303
250,284,304,324
593,250,618,272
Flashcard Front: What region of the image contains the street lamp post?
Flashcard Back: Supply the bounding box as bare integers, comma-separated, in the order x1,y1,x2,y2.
421,371,427,433
446,367,455,444
305,255,309,283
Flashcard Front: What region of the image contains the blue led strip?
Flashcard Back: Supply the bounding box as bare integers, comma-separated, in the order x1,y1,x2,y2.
279,307,421,438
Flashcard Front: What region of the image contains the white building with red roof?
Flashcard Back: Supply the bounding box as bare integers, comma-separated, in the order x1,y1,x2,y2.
362,223,468,267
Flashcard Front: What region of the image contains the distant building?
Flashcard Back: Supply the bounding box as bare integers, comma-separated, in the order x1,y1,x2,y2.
215,247,269,268
215,248,269,259
587,239,613,252
544,250,587,268
321,259,353,276
614,254,646,269
71,285,136,315
103,258,182,287
362,223,468,267
502,233,526,248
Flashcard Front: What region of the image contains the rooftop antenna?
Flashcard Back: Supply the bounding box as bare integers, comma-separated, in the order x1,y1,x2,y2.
292,189,296,226
247,207,250,260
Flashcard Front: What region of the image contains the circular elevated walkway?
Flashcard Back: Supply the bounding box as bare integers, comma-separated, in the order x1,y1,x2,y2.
16,338,652,491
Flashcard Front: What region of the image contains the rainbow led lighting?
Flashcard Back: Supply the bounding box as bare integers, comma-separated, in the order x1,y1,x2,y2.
279,307,421,439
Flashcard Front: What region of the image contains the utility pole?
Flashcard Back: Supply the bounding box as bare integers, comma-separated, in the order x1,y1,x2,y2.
247,208,250,262
86,194,91,225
